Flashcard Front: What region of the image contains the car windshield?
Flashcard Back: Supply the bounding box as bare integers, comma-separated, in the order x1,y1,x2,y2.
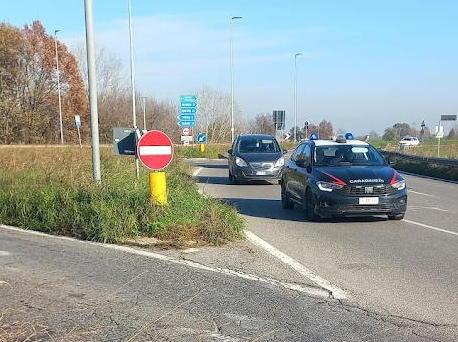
238,137,280,153
314,145,385,167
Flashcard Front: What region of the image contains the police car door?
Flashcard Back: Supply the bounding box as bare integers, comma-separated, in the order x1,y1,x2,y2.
287,143,306,200
296,143,312,200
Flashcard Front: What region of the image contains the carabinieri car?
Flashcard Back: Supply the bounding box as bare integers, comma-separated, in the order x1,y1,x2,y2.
281,134,407,220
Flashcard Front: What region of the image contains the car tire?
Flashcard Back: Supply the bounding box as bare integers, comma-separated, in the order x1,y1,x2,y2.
304,188,318,221
281,183,294,209
388,213,404,220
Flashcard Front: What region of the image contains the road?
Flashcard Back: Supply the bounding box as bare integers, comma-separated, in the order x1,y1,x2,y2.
1,226,441,342
193,159,458,339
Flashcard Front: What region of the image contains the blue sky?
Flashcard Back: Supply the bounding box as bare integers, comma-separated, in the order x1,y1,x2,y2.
3,0,458,134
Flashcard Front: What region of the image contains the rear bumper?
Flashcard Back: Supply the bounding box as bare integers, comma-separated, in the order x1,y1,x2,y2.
313,187,407,217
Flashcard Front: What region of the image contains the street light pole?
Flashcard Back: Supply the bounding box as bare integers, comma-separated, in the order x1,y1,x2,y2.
128,0,139,178
54,30,64,144
294,53,303,143
230,16,243,142
83,0,101,183
141,97,147,130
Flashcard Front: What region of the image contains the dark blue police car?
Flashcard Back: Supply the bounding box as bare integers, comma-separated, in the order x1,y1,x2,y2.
281,134,407,220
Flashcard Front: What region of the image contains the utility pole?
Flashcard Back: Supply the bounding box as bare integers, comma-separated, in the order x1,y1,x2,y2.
83,0,101,183
54,30,64,144
294,53,303,143
128,0,139,178
230,16,243,142
141,97,147,130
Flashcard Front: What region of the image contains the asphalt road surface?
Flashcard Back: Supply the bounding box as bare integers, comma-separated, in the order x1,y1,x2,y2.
193,159,458,339
1,226,446,342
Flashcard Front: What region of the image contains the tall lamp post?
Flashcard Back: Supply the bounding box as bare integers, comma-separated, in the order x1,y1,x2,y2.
141,97,147,130
83,0,101,183
54,29,64,144
294,52,303,143
230,16,243,142
128,0,139,178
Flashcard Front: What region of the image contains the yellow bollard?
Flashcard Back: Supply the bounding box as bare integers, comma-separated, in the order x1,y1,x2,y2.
199,144,206,153
149,172,167,205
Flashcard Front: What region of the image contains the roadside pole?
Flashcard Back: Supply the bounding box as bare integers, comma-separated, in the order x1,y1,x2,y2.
84,0,101,183
75,115,82,149
128,0,140,179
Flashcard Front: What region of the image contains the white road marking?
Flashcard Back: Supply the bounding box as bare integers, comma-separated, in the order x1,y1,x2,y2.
403,219,458,237
408,190,435,198
409,206,448,212
192,167,202,177
245,230,347,299
0,225,332,299
0,250,11,256
139,146,172,155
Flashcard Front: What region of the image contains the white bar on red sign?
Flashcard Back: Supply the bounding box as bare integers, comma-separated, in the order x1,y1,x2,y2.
139,146,172,155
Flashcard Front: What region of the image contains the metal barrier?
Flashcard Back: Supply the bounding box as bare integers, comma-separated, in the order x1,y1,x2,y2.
380,150,458,167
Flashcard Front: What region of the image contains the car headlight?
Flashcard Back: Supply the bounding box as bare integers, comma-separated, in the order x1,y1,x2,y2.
235,157,248,167
391,180,406,190
274,157,285,168
316,181,344,192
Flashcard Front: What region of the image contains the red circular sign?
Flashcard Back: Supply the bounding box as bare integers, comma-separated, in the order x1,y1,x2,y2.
137,130,174,170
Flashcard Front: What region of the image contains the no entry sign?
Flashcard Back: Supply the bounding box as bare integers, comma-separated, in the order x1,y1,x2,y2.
137,130,174,171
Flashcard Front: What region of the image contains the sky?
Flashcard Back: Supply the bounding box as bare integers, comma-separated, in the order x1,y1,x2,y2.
3,0,458,134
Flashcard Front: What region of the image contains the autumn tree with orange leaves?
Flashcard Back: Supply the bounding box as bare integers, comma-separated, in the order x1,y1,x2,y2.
0,21,87,144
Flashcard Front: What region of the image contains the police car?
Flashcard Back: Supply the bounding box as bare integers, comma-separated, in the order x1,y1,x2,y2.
281,133,407,220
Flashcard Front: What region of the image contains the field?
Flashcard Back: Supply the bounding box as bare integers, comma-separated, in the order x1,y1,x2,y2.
0,146,244,245
371,138,458,159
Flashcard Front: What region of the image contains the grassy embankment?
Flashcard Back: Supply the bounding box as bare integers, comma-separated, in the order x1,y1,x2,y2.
0,146,244,245
369,138,458,181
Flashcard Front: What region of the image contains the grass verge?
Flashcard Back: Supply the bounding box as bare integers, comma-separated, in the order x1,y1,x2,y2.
0,146,244,245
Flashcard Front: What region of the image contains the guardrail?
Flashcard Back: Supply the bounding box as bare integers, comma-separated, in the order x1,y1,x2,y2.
380,150,458,167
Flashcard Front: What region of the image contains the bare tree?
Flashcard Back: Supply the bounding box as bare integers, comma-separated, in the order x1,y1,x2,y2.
248,113,275,135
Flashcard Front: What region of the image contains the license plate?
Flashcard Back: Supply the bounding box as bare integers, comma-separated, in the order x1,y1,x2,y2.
256,171,267,176
359,197,379,205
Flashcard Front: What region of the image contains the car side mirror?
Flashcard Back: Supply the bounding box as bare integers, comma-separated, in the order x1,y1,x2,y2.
227,149,233,155
296,158,310,168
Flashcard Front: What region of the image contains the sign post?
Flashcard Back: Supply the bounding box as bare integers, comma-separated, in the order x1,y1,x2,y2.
74,115,82,148
137,130,174,205
435,123,444,158
197,132,207,153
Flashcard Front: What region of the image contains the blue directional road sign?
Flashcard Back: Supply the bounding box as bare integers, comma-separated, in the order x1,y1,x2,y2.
181,108,196,114
178,95,198,127
197,132,207,143
178,121,196,128
177,114,196,121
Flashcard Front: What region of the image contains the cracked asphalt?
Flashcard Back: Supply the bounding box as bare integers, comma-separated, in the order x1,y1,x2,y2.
0,225,453,341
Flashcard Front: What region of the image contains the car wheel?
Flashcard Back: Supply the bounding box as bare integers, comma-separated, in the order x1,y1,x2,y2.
281,183,294,209
304,189,318,221
388,214,404,220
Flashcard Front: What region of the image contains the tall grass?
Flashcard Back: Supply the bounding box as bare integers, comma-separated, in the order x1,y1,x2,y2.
0,147,244,245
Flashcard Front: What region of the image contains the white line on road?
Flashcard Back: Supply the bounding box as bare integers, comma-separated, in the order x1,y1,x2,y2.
403,219,458,237
245,230,348,299
409,206,448,212
192,167,202,177
408,190,435,198
0,250,11,256
0,225,332,299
